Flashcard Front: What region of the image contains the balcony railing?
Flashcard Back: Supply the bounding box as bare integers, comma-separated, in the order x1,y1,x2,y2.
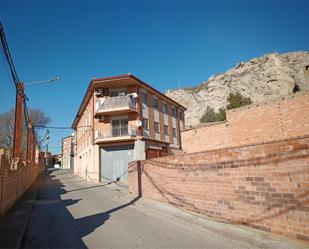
94,125,137,143
95,95,137,114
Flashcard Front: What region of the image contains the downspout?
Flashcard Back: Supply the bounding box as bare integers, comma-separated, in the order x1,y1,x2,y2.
92,90,98,181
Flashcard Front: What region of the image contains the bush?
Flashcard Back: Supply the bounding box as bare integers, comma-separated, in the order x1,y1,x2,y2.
200,107,226,123
226,92,252,110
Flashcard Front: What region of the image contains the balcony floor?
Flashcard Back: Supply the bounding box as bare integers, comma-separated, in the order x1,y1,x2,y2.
95,107,137,116
95,135,136,144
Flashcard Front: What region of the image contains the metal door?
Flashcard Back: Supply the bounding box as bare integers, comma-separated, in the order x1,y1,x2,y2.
100,145,134,181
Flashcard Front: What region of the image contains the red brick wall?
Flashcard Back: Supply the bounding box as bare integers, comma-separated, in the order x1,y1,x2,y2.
182,93,309,153
129,135,309,240
0,150,44,216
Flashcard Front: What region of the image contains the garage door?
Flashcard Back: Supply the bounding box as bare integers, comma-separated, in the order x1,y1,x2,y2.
100,145,134,181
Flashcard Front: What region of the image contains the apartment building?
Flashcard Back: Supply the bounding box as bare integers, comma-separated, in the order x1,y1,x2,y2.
72,73,186,183
61,135,74,169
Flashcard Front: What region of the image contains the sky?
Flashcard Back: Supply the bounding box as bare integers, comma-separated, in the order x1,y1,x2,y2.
0,1,308,154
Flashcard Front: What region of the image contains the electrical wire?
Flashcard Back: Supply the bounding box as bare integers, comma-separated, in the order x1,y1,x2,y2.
0,22,19,86
0,46,15,90
35,125,92,129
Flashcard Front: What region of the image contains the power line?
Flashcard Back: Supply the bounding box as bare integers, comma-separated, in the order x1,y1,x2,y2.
0,45,15,90
35,125,73,130
35,125,92,130
0,21,19,86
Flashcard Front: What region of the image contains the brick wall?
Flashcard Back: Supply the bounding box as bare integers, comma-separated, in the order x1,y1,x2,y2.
129,135,309,240
0,150,44,216
182,93,309,153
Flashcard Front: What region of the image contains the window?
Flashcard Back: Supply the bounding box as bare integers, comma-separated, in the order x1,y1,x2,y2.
164,125,169,136
141,91,147,104
154,121,160,133
179,111,184,121
172,128,177,137
163,103,168,114
152,96,159,109
171,106,176,118
111,119,128,137
142,118,149,130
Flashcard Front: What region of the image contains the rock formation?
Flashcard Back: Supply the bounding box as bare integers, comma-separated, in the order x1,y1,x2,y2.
165,51,309,127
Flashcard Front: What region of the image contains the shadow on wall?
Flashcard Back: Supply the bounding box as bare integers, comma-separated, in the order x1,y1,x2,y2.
21,170,139,248
134,137,309,238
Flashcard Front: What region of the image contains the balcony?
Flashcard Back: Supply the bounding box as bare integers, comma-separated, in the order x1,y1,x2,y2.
94,125,137,144
95,95,137,116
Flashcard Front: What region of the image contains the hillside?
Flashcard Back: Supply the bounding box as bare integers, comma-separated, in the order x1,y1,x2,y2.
165,51,309,127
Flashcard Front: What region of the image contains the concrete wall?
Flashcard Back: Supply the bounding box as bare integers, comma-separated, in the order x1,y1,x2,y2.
129,135,309,240
182,93,309,153
0,150,44,216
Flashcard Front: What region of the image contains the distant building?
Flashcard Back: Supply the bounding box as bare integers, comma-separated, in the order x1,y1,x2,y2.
61,135,74,169
52,154,61,166
72,73,186,182
45,152,53,168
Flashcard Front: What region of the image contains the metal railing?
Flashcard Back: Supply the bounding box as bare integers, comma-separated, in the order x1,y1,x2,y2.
96,95,136,112
95,126,137,140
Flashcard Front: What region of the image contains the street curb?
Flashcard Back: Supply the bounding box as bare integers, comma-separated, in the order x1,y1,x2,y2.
18,176,42,248
129,196,309,249
0,174,42,249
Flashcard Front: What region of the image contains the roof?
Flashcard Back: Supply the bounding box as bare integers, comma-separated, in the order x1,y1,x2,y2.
71,73,187,129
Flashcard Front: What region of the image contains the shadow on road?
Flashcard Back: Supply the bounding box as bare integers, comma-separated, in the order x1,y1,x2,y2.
21,170,139,249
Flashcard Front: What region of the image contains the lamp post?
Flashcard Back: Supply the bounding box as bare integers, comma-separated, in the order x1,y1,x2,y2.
24,76,61,86
24,76,61,171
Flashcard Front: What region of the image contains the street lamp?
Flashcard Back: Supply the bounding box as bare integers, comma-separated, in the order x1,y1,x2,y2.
24,76,61,86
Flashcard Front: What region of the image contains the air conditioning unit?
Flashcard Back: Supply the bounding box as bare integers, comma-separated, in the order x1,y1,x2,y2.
94,88,103,96
97,115,104,122
130,128,137,136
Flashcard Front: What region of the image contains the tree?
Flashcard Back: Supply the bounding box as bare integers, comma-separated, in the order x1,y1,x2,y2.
200,107,226,123
0,108,50,151
226,92,252,110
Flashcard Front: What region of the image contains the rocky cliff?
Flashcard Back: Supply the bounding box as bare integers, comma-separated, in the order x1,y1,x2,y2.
165,51,309,127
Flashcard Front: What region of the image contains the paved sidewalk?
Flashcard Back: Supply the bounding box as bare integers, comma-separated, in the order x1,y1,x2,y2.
0,176,42,249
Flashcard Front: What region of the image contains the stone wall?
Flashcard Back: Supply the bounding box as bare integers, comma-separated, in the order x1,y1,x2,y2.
0,150,44,216
182,92,309,153
129,135,309,240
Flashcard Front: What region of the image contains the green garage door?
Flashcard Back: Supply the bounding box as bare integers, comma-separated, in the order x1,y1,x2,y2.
100,145,134,181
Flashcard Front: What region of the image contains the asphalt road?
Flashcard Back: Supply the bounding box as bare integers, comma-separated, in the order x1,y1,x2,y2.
21,169,307,249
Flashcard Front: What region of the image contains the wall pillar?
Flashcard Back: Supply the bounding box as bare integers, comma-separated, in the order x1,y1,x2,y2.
12,83,24,160
26,121,32,163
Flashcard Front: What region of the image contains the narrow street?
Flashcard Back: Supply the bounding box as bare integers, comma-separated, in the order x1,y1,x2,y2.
21,169,305,249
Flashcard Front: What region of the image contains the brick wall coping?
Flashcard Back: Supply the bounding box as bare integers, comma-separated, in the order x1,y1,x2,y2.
184,120,227,131
128,134,309,167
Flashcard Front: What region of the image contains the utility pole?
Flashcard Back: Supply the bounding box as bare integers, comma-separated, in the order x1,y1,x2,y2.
45,129,50,171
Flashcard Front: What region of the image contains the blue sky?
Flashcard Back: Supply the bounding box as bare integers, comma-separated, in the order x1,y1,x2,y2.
0,1,308,154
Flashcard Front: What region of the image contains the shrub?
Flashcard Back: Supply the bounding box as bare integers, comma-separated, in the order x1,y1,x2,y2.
200,107,226,123
226,92,252,110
